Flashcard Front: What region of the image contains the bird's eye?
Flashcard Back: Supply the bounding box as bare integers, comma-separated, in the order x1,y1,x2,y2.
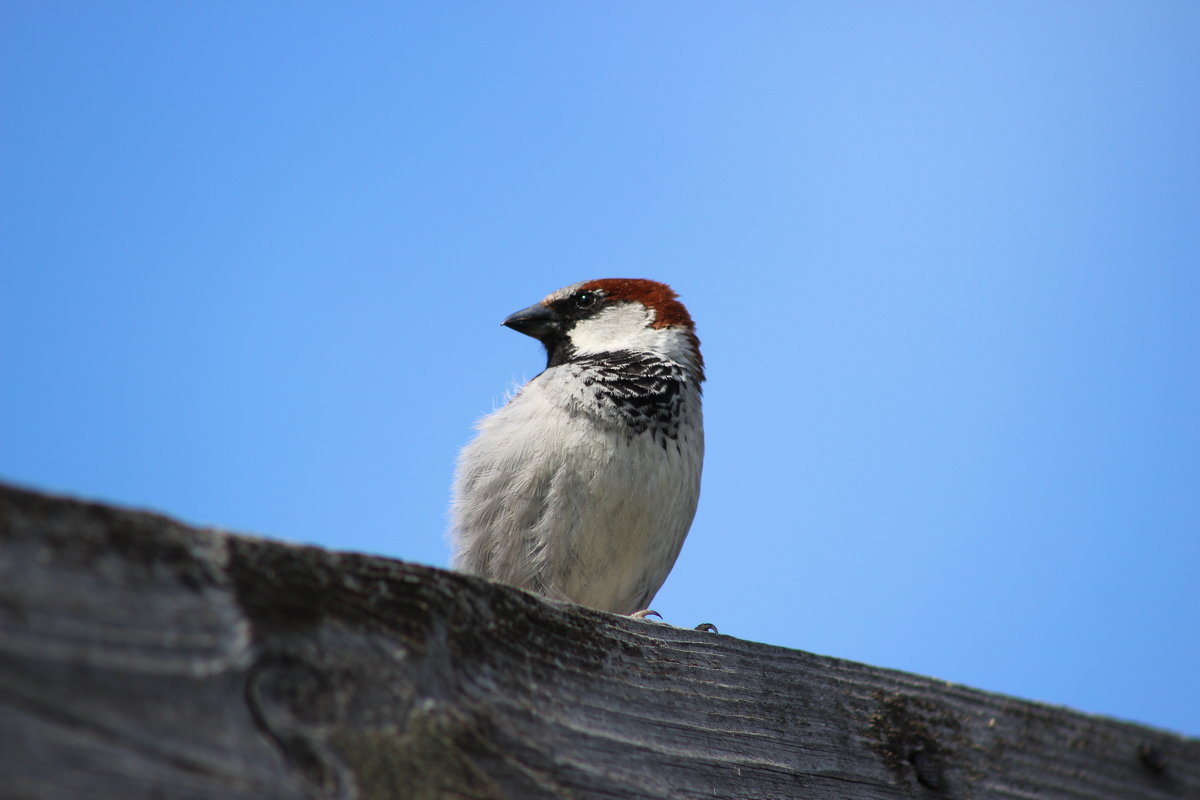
574,291,597,309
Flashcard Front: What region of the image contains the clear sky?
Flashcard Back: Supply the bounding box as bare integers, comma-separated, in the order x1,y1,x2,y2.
3,3,1197,736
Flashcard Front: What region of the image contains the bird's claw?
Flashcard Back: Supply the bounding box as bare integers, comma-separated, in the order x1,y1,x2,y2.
630,609,662,620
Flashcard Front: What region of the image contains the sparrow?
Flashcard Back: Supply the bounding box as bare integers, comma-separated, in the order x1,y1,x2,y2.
450,278,704,616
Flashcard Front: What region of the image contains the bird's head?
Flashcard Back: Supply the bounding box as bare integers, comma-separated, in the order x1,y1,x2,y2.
502,278,703,380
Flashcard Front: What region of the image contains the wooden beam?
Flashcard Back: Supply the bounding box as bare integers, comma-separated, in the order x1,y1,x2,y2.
1,483,1195,799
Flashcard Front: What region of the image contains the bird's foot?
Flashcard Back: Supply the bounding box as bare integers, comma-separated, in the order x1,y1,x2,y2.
629,610,717,633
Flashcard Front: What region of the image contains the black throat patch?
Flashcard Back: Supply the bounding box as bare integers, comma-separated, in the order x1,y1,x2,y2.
568,350,693,444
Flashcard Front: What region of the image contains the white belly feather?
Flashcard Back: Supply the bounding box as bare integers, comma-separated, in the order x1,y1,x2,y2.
451,367,703,614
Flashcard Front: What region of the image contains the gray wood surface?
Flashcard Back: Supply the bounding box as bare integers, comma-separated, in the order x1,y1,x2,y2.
1,482,1195,799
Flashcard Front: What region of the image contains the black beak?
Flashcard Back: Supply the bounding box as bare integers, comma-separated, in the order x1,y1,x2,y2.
502,302,561,340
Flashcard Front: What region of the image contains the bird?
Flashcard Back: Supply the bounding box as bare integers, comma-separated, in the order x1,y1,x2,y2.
450,278,704,616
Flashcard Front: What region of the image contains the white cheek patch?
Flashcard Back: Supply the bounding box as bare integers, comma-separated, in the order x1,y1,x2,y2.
568,303,660,354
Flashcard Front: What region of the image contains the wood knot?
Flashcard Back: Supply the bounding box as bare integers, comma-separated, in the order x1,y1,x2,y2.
246,653,352,798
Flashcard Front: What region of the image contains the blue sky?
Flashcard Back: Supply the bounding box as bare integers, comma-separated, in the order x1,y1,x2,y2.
3,3,1198,735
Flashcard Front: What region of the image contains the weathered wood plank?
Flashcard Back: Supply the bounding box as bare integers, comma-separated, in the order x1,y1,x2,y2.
1,483,1195,799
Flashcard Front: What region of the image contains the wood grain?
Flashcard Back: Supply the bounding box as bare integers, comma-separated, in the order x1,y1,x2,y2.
1,483,1195,799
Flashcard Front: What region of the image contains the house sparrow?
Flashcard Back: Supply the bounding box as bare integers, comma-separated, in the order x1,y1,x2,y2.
450,279,704,616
